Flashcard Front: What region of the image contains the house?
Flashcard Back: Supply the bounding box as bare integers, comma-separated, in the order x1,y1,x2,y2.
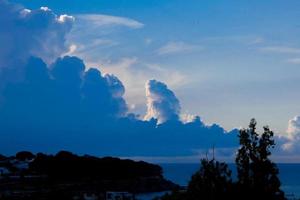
0,167,10,176
106,192,134,200
83,193,98,200
10,159,31,170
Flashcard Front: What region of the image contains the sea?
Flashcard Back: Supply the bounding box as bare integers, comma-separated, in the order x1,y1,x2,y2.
136,163,300,200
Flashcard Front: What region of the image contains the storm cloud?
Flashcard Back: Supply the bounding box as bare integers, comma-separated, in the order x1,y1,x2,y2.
0,0,73,67
0,55,238,156
0,0,239,159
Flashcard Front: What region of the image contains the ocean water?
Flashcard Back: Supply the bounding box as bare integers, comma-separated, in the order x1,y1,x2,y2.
160,163,300,199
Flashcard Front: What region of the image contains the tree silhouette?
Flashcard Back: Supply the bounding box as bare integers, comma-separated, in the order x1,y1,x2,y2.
161,119,287,200
186,159,232,200
235,118,285,200
16,151,35,161
235,118,257,187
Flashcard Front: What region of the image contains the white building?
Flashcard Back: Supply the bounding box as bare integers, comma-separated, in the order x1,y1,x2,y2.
83,193,98,200
0,167,10,176
106,192,134,200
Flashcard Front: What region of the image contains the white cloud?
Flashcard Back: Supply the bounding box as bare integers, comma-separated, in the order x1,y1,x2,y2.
260,46,300,54
144,79,181,124
64,13,189,117
0,1,74,67
68,39,118,57
63,44,77,56
76,14,144,29
157,41,203,55
0,0,242,158
281,116,300,151
181,113,197,123
90,57,187,116
64,13,189,118
40,6,51,12
66,14,143,63
287,58,300,64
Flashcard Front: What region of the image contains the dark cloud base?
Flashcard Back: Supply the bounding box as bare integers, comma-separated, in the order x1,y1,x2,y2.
0,56,238,157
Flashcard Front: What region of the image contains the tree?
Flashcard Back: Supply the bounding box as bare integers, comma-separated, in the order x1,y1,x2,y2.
159,119,286,200
186,158,233,200
235,119,285,199
0,154,7,161
16,151,35,161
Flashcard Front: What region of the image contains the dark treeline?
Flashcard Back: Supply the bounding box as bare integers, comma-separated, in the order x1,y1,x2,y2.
0,151,179,199
1,151,163,180
160,119,287,200
31,151,163,180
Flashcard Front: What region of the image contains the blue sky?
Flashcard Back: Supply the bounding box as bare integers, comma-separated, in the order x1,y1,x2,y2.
1,0,300,161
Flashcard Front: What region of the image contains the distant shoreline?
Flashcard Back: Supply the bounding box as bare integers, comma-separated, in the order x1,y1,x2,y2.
0,151,180,200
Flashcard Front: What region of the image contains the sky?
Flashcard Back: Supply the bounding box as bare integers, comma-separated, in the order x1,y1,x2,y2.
11,0,300,133
1,0,300,162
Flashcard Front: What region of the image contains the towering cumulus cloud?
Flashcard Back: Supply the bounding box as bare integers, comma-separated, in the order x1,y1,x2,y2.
144,80,181,124
0,0,239,160
281,116,300,151
0,56,127,126
0,0,73,68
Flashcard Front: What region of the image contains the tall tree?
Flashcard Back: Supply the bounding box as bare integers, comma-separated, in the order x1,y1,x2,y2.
236,119,285,199
161,119,286,200
186,159,232,200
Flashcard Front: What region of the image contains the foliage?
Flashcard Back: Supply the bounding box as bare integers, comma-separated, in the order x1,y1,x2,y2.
30,151,163,181
186,159,232,200
235,118,285,199
161,119,286,200
16,151,35,161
